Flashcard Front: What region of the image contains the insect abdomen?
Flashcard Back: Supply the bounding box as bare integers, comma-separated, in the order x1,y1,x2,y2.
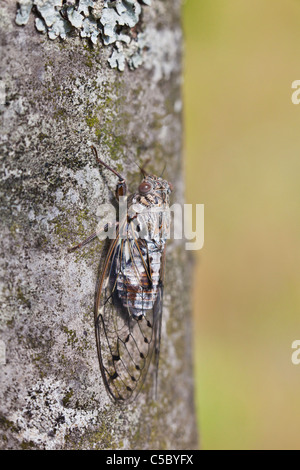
116,240,162,317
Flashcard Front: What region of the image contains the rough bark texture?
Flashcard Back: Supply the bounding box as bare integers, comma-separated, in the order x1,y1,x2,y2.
0,0,198,450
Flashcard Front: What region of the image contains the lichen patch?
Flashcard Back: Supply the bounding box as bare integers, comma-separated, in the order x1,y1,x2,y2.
15,0,154,71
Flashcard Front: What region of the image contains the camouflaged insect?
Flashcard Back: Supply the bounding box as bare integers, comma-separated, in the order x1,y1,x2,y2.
68,147,173,403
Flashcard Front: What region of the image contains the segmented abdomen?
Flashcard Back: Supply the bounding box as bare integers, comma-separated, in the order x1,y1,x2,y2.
116,239,163,317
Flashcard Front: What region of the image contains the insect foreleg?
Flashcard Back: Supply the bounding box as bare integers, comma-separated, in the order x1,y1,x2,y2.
67,232,98,253
67,222,117,253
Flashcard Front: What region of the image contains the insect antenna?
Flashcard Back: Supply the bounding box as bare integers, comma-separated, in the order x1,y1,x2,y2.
137,158,151,177
160,163,167,178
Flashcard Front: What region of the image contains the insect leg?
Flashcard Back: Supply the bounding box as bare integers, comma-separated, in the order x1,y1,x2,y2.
67,232,98,253
91,145,127,198
67,222,117,253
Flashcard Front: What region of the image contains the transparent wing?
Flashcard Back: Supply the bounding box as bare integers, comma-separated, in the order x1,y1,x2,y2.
94,223,164,403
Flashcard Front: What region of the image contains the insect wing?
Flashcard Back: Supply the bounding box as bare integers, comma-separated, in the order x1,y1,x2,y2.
94,222,163,403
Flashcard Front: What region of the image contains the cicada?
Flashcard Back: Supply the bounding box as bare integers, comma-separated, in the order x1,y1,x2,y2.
68,146,173,403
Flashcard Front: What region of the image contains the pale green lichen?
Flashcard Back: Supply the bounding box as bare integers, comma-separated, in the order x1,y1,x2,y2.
15,0,152,71
100,0,141,45
15,0,32,25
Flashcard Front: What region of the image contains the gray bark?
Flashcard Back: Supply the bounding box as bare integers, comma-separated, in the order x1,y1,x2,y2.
0,0,198,450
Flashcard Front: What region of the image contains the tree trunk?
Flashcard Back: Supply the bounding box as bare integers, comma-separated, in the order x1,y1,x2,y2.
0,0,198,450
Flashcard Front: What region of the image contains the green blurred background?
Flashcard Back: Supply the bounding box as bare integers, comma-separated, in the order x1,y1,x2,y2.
183,0,300,450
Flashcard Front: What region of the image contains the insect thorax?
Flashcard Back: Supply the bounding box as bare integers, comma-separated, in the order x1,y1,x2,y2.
129,176,171,243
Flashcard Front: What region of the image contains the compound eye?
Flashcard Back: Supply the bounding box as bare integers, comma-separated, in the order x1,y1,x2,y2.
138,181,153,195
